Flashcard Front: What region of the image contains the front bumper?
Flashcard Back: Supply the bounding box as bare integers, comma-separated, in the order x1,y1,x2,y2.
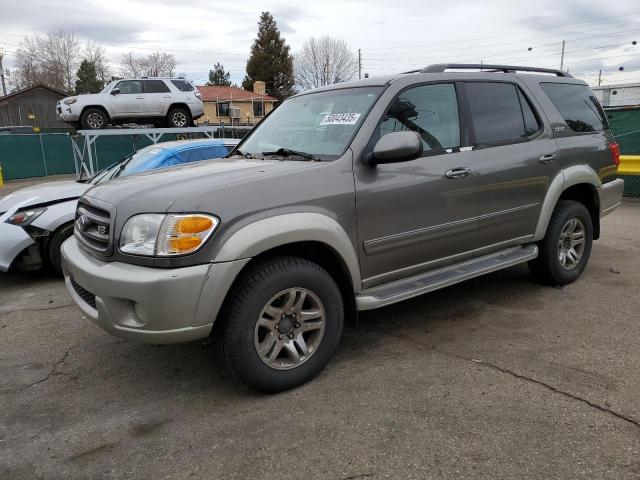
61,238,249,344
0,222,35,272
56,104,80,122
598,178,625,217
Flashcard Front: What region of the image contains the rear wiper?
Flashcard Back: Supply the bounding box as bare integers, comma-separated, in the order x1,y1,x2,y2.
261,148,317,161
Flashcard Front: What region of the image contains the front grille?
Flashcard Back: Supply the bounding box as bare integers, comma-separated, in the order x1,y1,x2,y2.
75,201,112,254
71,278,96,310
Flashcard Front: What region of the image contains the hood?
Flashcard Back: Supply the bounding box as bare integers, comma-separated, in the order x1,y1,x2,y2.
84,157,323,213
0,181,89,213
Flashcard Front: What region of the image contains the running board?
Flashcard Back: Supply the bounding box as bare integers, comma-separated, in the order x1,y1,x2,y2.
356,244,538,311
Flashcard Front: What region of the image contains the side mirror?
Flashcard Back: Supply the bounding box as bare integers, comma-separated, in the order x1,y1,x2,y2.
111,88,120,95
367,131,423,165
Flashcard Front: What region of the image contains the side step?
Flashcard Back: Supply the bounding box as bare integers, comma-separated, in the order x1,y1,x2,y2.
356,244,538,311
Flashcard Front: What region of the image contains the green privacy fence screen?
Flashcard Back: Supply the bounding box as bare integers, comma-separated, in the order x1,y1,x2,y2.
607,108,640,198
0,133,177,181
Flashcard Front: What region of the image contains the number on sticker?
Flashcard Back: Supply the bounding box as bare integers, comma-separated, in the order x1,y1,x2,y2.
320,113,361,126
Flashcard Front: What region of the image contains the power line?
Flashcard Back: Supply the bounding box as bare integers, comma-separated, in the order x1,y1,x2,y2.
365,9,640,51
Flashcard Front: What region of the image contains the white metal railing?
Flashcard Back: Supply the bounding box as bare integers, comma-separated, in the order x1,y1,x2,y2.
70,126,252,178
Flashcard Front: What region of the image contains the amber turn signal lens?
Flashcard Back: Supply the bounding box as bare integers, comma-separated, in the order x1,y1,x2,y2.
176,216,213,234
168,236,202,252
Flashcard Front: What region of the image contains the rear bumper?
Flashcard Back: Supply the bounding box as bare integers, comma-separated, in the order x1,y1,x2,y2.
598,178,625,217
0,223,35,272
61,238,249,344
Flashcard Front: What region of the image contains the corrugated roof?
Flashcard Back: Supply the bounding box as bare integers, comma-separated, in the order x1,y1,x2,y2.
196,85,276,102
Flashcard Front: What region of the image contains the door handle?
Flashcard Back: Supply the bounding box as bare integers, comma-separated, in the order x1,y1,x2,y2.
136,96,144,100
445,167,471,179
539,154,557,163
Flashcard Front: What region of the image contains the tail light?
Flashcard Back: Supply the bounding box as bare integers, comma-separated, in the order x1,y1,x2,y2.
609,142,620,167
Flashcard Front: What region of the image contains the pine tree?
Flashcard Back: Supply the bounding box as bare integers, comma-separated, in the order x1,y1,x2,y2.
75,60,102,94
242,12,295,100
206,63,232,86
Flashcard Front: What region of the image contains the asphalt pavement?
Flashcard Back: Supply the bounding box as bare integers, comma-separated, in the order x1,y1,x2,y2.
1,201,639,480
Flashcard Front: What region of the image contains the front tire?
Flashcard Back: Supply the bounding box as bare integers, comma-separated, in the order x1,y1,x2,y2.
529,200,593,286
44,223,74,276
218,256,344,393
80,108,108,130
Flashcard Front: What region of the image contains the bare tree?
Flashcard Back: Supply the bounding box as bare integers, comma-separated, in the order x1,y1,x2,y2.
14,30,81,92
294,37,358,91
84,41,111,86
120,51,176,78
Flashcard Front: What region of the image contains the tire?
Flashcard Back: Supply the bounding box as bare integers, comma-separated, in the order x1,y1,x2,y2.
44,223,74,276
218,256,344,393
80,108,108,130
528,200,593,286
166,107,190,128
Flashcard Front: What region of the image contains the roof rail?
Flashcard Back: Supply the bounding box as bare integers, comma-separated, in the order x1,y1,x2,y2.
420,63,573,78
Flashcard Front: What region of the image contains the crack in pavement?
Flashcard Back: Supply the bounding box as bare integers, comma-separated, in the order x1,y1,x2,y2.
384,329,640,430
0,303,75,316
13,342,84,392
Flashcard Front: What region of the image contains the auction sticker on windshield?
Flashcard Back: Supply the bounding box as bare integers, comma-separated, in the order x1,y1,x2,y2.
320,113,361,125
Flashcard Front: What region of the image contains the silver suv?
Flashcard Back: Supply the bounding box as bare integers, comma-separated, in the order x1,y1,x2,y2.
62,64,624,392
57,78,204,130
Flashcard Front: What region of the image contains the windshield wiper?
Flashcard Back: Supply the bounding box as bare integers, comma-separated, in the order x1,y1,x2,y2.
227,149,257,159
261,148,317,161
112,153,135,179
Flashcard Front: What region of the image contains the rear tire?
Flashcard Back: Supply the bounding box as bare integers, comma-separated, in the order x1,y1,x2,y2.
166,107,190,128
528,200,593,286
218,256,344,393
80,108,108,130
44,223,74,276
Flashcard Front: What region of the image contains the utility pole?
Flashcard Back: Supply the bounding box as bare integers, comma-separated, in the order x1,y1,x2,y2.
358,49,362,80
598,69,602,86
560,40,565,71
0,51,7,97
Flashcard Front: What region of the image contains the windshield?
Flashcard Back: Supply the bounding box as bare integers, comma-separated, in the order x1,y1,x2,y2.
100,81,116,94
86,148,169,184
237,87,382,160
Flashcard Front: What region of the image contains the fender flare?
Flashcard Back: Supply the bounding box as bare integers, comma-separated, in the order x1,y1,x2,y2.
533,165,601,241
212,213,362,291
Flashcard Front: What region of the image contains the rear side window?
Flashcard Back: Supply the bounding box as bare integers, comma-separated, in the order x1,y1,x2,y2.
540,83,608,132
465,82,536,145
172,80,194,92
380,83,460,152
144,80,170,93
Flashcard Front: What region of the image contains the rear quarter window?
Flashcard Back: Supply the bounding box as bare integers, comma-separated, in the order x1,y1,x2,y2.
172,80,194,92
540,83,609,133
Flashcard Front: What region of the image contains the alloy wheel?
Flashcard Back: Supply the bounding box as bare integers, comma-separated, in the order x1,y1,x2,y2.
558,217,586,270
254,288,326,370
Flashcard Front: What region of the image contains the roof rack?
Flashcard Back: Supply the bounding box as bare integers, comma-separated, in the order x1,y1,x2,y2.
419,63,572,78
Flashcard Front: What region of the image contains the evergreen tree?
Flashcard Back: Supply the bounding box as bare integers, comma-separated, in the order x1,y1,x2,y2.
242,12,295,100
75,60,102,94
206,63,232,86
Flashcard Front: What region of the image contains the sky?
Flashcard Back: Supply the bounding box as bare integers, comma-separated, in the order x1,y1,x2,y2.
0,0,639,87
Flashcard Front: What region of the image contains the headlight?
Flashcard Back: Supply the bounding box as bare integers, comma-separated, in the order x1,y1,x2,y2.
119,213,218,257
63,97,78,105
5,207,47,226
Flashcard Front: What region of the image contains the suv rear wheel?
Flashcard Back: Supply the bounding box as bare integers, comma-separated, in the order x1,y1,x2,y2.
218,256,344,393
80,108,108,130
167,107,190,128
529,200,593,285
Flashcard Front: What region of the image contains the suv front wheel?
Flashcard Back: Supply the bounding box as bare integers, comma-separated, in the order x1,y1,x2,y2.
218,256,344,393
167,107,191,128
529,200,593,285
80,108,108,130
